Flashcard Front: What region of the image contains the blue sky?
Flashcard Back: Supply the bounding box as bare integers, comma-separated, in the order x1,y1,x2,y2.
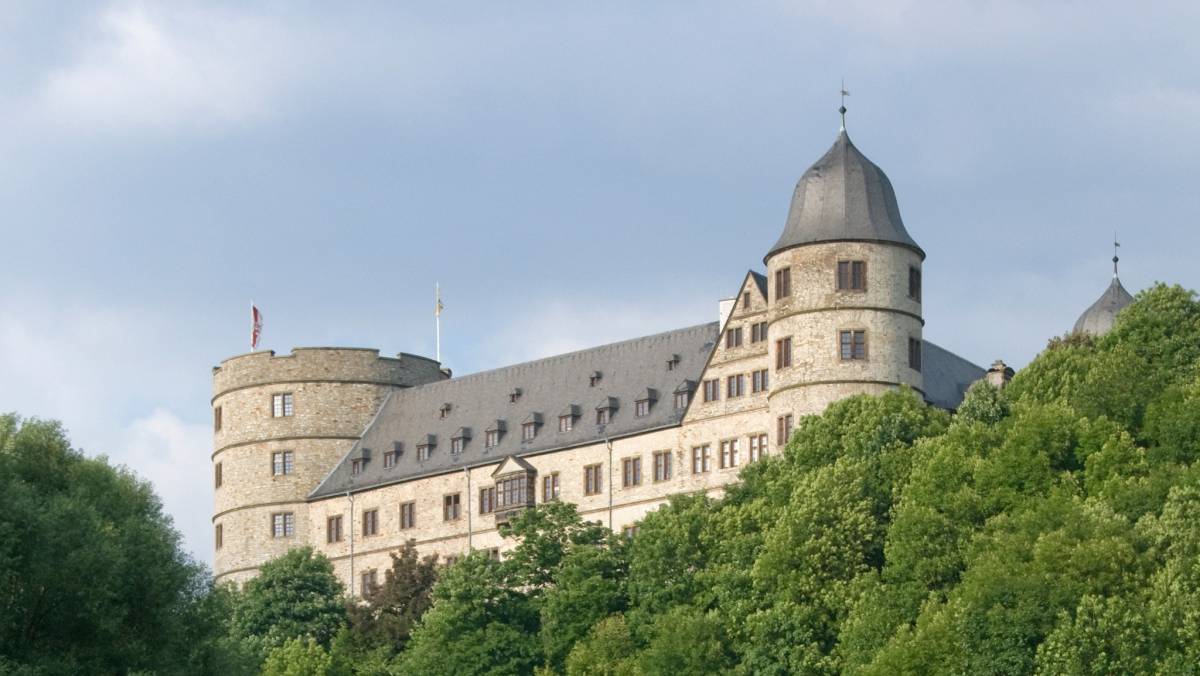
1,1,1197,565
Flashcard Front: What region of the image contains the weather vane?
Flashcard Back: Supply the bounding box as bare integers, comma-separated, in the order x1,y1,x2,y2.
1113,233,1121,277
839,78,849,131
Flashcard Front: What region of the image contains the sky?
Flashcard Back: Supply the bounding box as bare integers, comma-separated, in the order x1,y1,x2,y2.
1,1,1198,566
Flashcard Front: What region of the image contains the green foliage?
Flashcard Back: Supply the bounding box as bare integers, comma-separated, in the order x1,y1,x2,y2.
0,414,233,675
232,546,347,657
345,540,438,655
261,637,333,676
564,614,640,676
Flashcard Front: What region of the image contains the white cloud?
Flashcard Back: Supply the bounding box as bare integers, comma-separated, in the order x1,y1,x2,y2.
31,3,312,132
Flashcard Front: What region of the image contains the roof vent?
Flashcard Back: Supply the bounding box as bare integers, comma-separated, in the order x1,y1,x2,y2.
509,388,523,403
666,354,680,371
522,412,543,425
589,371,602,386
486,419,507,433
439,402,452,418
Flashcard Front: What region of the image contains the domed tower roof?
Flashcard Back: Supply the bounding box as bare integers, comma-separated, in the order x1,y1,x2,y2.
766,129,924,262
1073,267,1134,336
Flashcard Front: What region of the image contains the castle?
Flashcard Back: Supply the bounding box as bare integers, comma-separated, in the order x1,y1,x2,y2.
210,115,1132,590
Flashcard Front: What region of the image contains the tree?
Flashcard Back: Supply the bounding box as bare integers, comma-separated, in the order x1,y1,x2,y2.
346,540,438,653
0,414,228,675
233,546,347,657
565,614,640,676
540,543,628,671
261,637,334,676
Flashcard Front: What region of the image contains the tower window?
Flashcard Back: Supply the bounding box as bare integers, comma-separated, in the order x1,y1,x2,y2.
777,414,794,446
272,393,294,418
837,261,867,291
774,267,791,300
271,512,295,538
776,337,793,369
213,406,222,432
909,267,922,301
272,451,294,476
214,462,222,489
726,326,743,349
839,330,867,360
215,523,223,550
417,443,433,461
909,337,922,372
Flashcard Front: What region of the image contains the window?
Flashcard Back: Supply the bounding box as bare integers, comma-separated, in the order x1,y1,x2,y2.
522,422,537,441
720,439,740,469
361,569,378,595
674,391,690,410
584,464,603,496
589,372,602,386
417,443,432,461
362,508,378,536
543,472,561,501
635,399,650,417
443,493,461,521
444,555,459,567
559,415,574,432
691,445,712,473
909,266,922,301
496,475,529,510
215,523,223,550
749,433,768,462
752,369,769,393
622,525,640,539
214,462,222,489
327,515,343,543
622,457,642,487
776,337,792,369
213,406,222,432
727,374,745,398
509,388,522,403
479,486,496,514
451,437,465,454
272,451,294,476
383,451,397,469
742,291,751,309
596,408,610,425
351,458,365,475
400,501,416,530
486,430,500,448
653,450,672,482
271,512,295,538
777,414,794,446
272,393,294,418
751,321,769,343
909,337,922,372
703,379,720,402
488,547,501,561
840,330,867,360
837,260,867,291
726,326,743,348
439,403,451,419
775,267,791,299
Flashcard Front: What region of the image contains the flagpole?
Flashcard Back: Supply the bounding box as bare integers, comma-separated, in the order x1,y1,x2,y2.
435,283,442,364
250,299,256,352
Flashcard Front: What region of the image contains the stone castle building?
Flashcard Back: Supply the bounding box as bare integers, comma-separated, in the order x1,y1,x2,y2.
210,117,1126,590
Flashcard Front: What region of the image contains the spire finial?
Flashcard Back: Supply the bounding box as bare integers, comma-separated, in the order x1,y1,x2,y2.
839,78,849,131
1112,234,1121,278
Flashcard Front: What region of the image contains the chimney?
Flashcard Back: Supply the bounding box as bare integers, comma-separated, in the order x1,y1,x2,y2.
985,360,1014,388
718,298,736,328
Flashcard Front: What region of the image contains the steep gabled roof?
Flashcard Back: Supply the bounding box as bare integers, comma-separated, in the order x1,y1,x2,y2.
310,322,719,498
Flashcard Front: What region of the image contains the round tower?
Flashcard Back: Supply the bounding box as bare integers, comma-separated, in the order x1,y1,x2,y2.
211,347,445,585
1073,252,1134,336
765,122,925,424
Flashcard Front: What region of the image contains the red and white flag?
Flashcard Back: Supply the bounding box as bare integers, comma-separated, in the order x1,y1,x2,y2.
251,303,263,351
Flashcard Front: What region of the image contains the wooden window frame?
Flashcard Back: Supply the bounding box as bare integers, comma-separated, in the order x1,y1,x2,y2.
776,337,793,369
327,515,343,543
691,445,711,474
522,422,537,441
726,326,743,349
479,486,496,515
362,508,379,537
417,444,432,461
399,501,416,530
909,266,922,301
272,450,294,476
271,512,295,538
559,415,574,432
839,330,868,361
622,457,642,488
215,523,223,550
635,399,651,417
272,393,294,418
720,438,740,469
776,415,794,447
451,437,465,454
596,408,611,425
214,462,222,489
727,374,745,398
909,337,922,372
542,472,561,502
703,379,720,402
742,291,751,309
213,406,222,432
774,267,791,300
443,493,461,521
383,451,396,469
653,450,672,482
837,260,868,291
583,464,603,496
485,430,500,448
674,391,689,410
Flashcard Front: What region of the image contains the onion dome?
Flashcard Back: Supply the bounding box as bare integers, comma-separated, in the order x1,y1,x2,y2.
766,130,923,261
1073,275,1134,336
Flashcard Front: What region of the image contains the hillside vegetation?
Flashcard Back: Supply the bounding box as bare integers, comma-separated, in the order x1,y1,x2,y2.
4,283,1200,675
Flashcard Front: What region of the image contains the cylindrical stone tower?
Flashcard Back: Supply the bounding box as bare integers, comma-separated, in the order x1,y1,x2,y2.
765,127,925,424
211,348,445,585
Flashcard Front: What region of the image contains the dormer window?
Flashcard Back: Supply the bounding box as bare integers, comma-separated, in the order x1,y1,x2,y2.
439,403,452,419
484,420,505,449
589,371,602,387
509,388,522,403
450,429,470,455
417,435,436,461
522,422,536,441
634,389,657,418
558,405,579,432
596,397,617,425
673,380,695,411
451,438,464,454
351,449,370,476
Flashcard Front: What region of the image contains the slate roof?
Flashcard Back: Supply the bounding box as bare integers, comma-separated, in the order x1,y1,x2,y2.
922,340,986,410
310,322,720,498
751,271,768,298
1074,277,1134,336
767,130,924,261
